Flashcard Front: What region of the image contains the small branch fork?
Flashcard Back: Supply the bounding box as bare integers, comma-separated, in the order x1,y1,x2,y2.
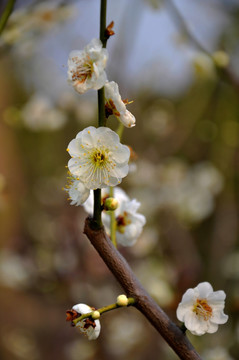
84,217,202,360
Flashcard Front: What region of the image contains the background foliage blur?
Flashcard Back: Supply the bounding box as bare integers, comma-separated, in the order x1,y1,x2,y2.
0,0,239,359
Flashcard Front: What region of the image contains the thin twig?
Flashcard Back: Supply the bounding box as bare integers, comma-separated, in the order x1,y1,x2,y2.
166,0,239,92
0,0,16,36
166,0,210,54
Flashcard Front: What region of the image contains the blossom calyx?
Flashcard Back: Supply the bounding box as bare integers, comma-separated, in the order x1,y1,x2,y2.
105,21,115,40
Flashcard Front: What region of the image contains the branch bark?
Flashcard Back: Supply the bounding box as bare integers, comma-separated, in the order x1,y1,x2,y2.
84,217,202,360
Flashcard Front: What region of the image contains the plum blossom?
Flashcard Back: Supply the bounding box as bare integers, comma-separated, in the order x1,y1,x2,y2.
64,172,90,206
67,127,130,190
113,198,146,246
104,81,136,128
176,282,228,335
68,38,108,94
72,303,101,340
22,94,67,131
83,186,145,246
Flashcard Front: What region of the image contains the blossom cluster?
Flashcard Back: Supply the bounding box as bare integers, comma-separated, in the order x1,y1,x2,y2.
65,29,229,346
83,187,146,246
65,36,142,247
67,38,135,128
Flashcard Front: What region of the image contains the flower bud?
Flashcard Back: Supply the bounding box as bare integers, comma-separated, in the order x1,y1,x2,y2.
116,294,129,307
104,197,119,211
192,53,215,79
91,311,101,320
212,51,229,68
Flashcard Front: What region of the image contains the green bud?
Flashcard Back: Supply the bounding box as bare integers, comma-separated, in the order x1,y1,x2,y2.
104,197,119,211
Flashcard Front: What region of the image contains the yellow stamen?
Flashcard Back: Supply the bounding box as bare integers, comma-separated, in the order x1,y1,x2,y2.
193,299,212,321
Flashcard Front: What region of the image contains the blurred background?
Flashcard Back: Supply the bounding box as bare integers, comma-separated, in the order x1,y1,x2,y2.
0,0,239,359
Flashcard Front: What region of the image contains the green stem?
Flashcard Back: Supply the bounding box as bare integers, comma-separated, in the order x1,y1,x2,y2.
93,0,108,228
0,0,16,36
73,297,135,324
93,189,102,228
109,186,117,247
100,0,107,48
97,88,106,127
117,122,125,140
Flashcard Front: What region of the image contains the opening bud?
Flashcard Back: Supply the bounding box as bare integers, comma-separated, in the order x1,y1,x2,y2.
104,197,119,211
116,294,129,307
91,311,101,320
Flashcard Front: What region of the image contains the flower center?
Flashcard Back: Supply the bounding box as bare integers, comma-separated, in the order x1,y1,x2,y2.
116,211,132,233
193,299,212,321
92,151,106,167
105,99,120,118
71,55,93,83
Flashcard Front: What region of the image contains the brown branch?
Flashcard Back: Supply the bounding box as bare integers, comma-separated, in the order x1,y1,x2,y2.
84,217,202,360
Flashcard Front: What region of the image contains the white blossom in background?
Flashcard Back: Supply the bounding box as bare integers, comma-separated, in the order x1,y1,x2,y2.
104,81,136,128
72,303,101,340
192,161,224,195
0,2,75,51
82,186,145,246
64,173,90,206
176,282,228,336
67,127,130,189
22,94,67,131
103,196,146,247
114,199,146,246
0,250,35,289
154,159,224,224
68,39,108,94
203,346,234,360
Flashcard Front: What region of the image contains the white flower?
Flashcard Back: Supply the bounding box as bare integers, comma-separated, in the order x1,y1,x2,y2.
114,199,146,246
102,194,146,246
72,303,101,340
64,172,90,206
68,38,108,94
176,282,228,336
104,81,136,128
82,187,145,246
22,94,67,131
67,127,130,190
